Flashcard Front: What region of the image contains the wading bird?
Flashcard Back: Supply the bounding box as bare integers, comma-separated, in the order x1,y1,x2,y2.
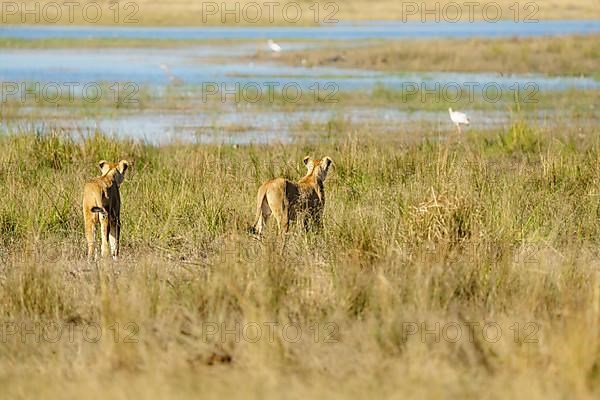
448,108,470,134
267,40,282,53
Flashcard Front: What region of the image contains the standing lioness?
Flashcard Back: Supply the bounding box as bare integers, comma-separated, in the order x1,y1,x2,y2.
252,156,333,235
82,160,129,260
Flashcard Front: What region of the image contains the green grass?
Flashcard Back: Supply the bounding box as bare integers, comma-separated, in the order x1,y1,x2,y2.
1,122,600,398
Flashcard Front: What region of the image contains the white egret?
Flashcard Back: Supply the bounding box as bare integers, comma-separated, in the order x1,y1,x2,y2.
448,108,470,134
267,39,282,53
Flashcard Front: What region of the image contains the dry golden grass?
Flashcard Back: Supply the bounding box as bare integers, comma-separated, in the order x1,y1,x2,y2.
338,0,600,21
1,0,598,25
1,122,600,398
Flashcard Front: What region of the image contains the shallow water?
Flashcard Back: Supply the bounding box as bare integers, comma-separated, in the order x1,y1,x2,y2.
1,46,598,92
3,106,590,145
2,21,599,40
1,22,598,92
1,23,598,144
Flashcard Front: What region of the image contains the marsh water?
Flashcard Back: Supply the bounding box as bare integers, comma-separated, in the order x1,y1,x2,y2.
2,20,599,40
1,21,598,143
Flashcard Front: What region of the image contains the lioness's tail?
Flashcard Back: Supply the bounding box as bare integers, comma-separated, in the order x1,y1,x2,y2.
90,206,108,216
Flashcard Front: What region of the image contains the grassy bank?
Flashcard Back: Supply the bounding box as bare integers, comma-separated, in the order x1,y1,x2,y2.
1,124,600,398
254,35,600,76
1,0,598,25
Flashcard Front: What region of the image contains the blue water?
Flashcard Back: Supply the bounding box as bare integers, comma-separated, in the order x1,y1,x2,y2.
4,106,589,145
1,20,599,41
1,46,597,92
1,22,598,144
1,22,599,92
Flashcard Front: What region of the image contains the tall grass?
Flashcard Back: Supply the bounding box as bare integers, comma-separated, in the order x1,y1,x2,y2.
0,125,599,398
2,0,598,25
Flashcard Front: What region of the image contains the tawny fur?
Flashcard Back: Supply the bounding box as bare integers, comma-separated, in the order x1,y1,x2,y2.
82,160,129,260
252,156,333,235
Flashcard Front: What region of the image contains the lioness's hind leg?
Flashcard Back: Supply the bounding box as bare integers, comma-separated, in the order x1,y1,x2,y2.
251,184,272,236
99,214,110,258
253,196,271,236
266,192,288,234
84,211,97,260
258,203,271,236
109,219,120,260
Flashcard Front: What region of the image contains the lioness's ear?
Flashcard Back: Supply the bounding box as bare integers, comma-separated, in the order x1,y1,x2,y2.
303,156,311,166
118,160,129,175
98,160,109,173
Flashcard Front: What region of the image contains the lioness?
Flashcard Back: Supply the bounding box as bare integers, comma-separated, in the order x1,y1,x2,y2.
82,160,129,260
251,156,333,235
